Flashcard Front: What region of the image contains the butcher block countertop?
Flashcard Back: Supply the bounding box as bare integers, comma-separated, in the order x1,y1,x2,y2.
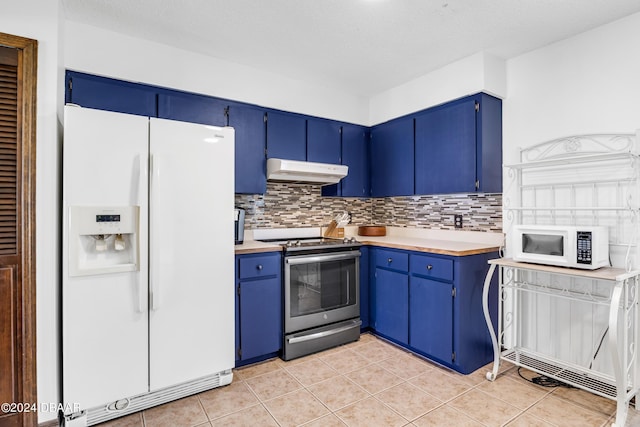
235,227,504,257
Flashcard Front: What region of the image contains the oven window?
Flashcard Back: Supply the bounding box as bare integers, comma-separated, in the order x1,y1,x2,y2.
289,258,357,318
522,233,564,256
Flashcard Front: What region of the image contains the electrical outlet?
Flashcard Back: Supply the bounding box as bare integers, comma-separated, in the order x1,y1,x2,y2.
454,214,463,229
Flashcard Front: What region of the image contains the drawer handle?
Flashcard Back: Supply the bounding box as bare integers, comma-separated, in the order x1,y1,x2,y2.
427,265,433,270
387,258,393,264
256,264,263,271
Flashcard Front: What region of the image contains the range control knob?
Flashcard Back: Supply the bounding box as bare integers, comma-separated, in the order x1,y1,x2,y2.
343,237,350,243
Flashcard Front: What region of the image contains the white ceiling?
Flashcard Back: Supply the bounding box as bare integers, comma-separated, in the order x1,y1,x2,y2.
61,0,640,97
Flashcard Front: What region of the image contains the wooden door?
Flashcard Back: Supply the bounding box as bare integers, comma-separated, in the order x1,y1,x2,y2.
0,33,37,427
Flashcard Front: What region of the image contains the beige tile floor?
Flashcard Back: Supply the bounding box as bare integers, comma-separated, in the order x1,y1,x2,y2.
97,334,640,427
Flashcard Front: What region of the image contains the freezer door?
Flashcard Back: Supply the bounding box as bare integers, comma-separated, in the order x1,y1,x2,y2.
62,106,150,409
149,118,235,390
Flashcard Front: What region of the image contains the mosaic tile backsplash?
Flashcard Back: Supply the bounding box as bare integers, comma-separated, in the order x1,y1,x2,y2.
235,183,502,232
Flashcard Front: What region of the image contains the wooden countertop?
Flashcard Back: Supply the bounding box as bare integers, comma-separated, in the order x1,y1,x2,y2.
234,240,282,255
235,229,502,257
360,236,500,256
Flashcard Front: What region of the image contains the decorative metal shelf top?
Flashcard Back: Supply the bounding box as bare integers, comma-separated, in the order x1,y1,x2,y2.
506,151,639,170
508,133,638,168
488,258,639,282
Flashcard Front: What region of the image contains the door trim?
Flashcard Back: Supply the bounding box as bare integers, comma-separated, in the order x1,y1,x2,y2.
0,31,38,427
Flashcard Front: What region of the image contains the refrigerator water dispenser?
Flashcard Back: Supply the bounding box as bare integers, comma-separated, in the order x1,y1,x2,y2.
68,206,140,276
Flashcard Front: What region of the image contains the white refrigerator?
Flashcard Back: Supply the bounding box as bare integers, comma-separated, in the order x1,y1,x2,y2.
62,106,235,426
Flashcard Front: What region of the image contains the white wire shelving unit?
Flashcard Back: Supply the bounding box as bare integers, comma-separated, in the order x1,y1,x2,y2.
482,133,640,427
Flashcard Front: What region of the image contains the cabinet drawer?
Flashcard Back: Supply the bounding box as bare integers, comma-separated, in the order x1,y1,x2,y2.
410,254,453,281
239,254,280,279
375,249,408,271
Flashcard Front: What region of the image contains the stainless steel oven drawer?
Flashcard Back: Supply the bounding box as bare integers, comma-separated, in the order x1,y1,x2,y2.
283,318,361,361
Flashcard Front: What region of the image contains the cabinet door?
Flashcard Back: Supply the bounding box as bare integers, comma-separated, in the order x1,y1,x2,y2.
239,276,282,360
266,111,306,161
157,91,227,126
228,103,267,194
341,124,370,197
307,118,341,164
415,98,476,194
476,93,503,193
359,247,370,329
373,268,408,344
66,71,157,117
370,117,414,197
409,277,453,364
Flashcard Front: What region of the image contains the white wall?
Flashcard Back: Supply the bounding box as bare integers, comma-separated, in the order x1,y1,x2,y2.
0,0,62,423
503,11,640,165
368,52,507,125
64,22,370,126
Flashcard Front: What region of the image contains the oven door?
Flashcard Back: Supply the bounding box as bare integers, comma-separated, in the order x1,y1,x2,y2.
284,250,360,334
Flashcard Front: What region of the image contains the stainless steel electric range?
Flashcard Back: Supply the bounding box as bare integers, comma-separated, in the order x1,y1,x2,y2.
253,228,362,360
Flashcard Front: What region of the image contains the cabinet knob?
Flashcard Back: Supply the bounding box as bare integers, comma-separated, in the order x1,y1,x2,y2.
256,264,263,271
427,265,433,270
388,258,393,264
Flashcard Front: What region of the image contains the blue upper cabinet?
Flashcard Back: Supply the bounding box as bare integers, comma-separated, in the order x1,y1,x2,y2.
340,124,370,197
157,90,227,126
322,123,369,198
370,117,414,197
228,102,267,194
65,71,157,117
415,97,477,194
266,111,307,161
415,93,502,195
476,93,502,193
307,118,341,164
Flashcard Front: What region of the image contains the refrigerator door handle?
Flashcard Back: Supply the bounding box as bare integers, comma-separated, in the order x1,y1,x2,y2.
138,154,146,313
137,274,145,313
150,153,160,311
138,154,145,206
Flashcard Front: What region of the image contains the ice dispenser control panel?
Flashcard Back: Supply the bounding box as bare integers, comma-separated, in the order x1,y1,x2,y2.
68,206,139,276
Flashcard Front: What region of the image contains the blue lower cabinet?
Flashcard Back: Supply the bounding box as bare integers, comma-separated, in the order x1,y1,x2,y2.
359,247,369,329
451,252,499,374
370,247,498,374
409,276,453,365
235,253,282,365
373,267,409,345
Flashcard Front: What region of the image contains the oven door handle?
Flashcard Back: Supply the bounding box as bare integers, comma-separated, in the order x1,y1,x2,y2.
285,251,361,265
287,319,362,344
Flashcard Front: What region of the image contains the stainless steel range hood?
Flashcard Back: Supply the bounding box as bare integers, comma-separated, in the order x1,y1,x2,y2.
267,158,348,185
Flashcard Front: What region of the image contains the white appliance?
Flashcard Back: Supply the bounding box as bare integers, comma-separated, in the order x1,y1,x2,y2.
266,158,348,185
511,224,609,270
62,106,235,426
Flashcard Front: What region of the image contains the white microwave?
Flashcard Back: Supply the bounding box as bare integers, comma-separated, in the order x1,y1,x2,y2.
512,225,609,270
